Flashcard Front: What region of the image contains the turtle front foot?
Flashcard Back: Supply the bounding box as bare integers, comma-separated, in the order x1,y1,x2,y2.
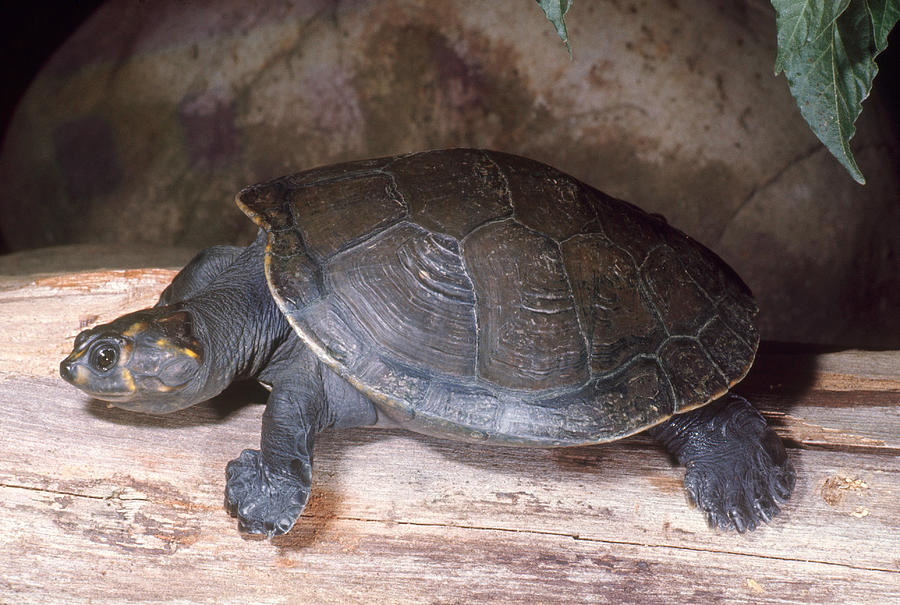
224,449,311,537
651,394,796,532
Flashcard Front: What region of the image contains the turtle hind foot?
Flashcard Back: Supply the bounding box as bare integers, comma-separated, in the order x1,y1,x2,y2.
684,426,795,532
651,394,796,532
225,449,311,537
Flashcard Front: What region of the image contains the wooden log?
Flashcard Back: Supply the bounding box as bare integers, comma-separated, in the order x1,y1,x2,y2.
1,263,898,604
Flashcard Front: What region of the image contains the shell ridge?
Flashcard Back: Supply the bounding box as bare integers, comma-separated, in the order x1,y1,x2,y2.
635,268,671,339
327,221,478,376
659,230,758,353
479,150,515,211
456,214,516,245
555,237,591,379
661,238,750,336
656,335,731,412
651,354,682,415
714,312,757,360
636,243,669,271
285,202,326,266
456,237,481,387
658,333,729,383
378,168,410,216
694,316,731,382
323,219,411,265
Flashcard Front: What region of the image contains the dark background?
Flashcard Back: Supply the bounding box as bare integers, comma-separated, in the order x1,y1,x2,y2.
1,3,100,141
0,2,105,254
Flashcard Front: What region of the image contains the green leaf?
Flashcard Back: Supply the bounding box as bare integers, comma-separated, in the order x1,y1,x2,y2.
772,0,900,184
772,0,850,73
537,0,574,56
869,0,900,50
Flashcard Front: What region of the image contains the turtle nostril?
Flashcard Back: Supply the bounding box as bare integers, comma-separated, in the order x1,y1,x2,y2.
59,360,75,382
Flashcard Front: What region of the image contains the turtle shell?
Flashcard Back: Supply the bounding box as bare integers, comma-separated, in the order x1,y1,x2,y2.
236,149,758,446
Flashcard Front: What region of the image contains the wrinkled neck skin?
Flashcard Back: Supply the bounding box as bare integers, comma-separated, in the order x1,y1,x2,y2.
179,238,292,405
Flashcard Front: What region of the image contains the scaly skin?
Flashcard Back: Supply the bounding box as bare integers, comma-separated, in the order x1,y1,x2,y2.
649,394,795,532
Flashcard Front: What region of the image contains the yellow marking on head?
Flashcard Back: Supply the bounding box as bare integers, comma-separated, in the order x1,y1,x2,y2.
124,322,149,337
68,347,88,362
155,338,199,360
121,368,136,392
73,365,90,386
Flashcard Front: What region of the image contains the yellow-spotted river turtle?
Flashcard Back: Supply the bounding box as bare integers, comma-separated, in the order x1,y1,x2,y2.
60,149,794,536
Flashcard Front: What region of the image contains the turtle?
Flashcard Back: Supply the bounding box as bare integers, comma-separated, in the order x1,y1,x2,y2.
60,148,795,536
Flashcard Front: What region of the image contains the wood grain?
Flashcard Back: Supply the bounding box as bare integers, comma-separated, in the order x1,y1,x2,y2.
1,263,898,604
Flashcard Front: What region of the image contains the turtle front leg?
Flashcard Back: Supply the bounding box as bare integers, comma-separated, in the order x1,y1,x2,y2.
648,393,795,532
224,385,317,537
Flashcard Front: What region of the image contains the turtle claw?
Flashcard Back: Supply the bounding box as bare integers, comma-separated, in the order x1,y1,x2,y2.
225,449,311,537
651,394,796,533
683,429,795,533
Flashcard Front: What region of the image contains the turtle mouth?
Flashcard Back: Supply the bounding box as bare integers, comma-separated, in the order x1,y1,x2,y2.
60,358,194,403
98,385,200,415
89,391,140,403
59,354,137,399
102,397,182,414
67,383,139,404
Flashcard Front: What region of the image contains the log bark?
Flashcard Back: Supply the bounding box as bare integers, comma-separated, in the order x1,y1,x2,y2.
1,259,898,604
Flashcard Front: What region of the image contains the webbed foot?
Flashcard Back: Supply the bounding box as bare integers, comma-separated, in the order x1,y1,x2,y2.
224,449,311,536
651,394,796,532
683,424,795,532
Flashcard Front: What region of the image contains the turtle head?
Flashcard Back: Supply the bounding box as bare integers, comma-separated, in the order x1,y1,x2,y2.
60,308,208,414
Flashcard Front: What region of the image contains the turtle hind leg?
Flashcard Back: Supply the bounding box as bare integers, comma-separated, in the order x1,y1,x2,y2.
648,393,795,532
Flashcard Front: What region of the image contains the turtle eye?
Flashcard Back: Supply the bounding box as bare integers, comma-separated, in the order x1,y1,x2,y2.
90,343,120,372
